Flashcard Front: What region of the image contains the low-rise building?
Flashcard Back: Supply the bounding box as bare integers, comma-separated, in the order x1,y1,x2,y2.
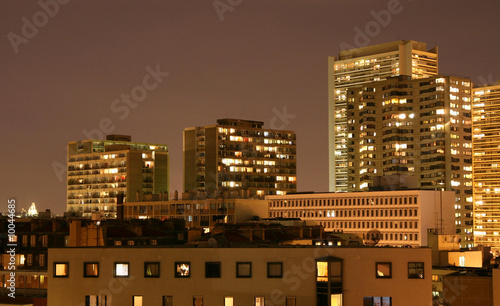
48,246,432,306
123,198,268,231
267,190,455,247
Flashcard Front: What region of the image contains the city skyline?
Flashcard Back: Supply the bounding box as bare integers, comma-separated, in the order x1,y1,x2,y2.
2,1,500,214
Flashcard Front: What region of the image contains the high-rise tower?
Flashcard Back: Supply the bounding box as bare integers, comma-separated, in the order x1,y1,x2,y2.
472,84,500,251
184,119,296,198
328,40,438,192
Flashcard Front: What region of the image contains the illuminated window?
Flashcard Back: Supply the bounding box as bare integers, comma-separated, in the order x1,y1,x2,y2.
133,296,143,306
144,262,160,278
376,262,392,278
84,262,99,278
224,297,234,306
267,262,283,278
85,295,111,306
175,262,190,278
205,262,221,278
114,262,129,278
255,297,265,306
408,262,424,279
236,262,252,278
54,262,69,277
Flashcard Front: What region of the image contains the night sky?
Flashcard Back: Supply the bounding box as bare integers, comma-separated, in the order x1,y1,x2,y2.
2,0,500,214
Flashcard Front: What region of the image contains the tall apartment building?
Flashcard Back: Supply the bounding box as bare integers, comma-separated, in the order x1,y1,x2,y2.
473,84,500,251
328,40,438,192
184,119,296,199
67,135,169,218
345,75,473,247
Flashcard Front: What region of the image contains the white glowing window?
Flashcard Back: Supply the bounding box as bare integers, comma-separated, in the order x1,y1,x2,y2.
114,263,129,277
436,109,445,115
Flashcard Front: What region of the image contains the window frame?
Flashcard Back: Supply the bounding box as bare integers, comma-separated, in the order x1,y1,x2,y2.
144,262,160,278
375,262,392,279
174,261,191,278
408,262,425,279
53,262,69,278
84,262,100,278
205,262,221,278
236,262,252,278
113,262,130,278
267,262,283,278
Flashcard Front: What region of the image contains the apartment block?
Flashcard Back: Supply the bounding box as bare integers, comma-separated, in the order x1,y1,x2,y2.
48,246,432,306
184,119,296,199
344,75,473,246
267,190,455,248
67,135,169,218
473,84,500,251
328,40,438,192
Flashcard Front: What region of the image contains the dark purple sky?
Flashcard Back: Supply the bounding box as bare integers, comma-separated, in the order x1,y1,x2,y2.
2,0,499,214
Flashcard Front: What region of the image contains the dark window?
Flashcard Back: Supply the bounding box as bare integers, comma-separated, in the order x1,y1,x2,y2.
267,262,283,278
144,262,160,278
205,262,221,278
375,262,391,278
408,262,424,279
84,262,99,278
236,262,252,278
175,262,191,278
53,262,69,277
163,296,173,306
364,297,392,306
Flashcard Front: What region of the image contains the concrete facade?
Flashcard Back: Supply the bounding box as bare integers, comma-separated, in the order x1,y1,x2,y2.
48,246,432,306
67,135,169,218
184,119,296,199
267,190,455,247
123,198,268,230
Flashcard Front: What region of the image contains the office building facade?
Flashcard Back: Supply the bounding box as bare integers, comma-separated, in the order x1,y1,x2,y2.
473,84,500,251
267,190,455,248
184,119,296,199
328,40,438,192
67,135,169,218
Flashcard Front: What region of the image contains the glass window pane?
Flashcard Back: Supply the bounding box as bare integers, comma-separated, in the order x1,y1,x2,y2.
224,296,233,306
376,263,391,278
133,296,143,306
176,262,190,277
316,262,328,281
330,262,341,277
115,263,129,277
